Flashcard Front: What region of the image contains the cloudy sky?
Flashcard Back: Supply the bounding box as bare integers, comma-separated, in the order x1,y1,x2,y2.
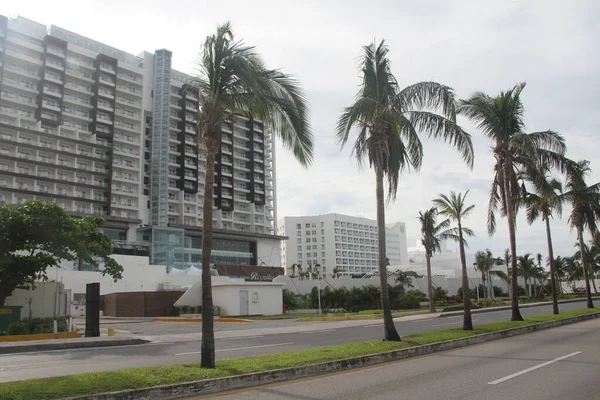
5,0,599,259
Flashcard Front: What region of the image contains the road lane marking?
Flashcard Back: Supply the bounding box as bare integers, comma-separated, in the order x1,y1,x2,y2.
488,351,582,385
305,329,337,333
175,342,294,356
410,319,436,323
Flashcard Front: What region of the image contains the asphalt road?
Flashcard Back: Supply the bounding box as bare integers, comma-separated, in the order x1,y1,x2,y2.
200,318,600,400
0,301,592,383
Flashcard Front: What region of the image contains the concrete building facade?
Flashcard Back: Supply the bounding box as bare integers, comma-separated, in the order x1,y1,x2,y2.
0,15,282,270
278,213,408,277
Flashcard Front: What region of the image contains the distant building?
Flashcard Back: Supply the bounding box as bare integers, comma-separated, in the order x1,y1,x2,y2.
278,213,408,276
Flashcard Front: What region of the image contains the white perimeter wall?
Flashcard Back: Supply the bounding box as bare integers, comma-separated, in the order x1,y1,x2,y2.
4,282,69,319
257,237,282,267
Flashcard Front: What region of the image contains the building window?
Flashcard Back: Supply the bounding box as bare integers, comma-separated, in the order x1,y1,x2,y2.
296,223,301,229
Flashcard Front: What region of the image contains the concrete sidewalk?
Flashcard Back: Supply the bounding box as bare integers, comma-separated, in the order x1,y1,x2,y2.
0,335,149,355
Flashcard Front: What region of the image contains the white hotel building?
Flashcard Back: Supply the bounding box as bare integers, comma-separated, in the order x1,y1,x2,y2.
278,214,408,276
0,15,282,270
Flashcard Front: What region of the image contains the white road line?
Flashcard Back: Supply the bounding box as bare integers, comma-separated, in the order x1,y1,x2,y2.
175,342,294,356
488,351,582,385
411,319,436,323
305,329,338,333
219,336,264,341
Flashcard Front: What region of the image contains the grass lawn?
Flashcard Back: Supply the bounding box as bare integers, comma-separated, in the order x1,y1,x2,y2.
1,307,599,400
246,309,429,321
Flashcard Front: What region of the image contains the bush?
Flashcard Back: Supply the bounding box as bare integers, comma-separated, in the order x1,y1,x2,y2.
397,290,426,309
434,287,448,303
4,316,70,336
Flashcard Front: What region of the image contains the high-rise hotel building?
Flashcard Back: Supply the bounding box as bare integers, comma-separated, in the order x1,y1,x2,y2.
0,16,282,269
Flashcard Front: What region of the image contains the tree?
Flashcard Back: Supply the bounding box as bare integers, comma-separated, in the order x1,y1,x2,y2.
331,266,345,279
521,165,563,313
501,249,512,297
459,82,567,321
336,40,473,341
392,270,420,290
563,160,600,308
433,191,475,330
551,255,568,294
573,241,600,294
288,263,298,278
192,22,313,368
0,201,123,306
417,207,453,312
517,254,545,297
474,249,506,300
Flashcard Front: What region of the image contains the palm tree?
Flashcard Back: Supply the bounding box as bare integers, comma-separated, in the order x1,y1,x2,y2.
393,270,420,289
564,256,584,288
521,166,563,313
573,242,600,294
551,255,568,294
191,23,314,367
417,207,453,312
331,266,344,279
336,40,473,341
459,82,567,321
433,191,475,330
501,249,512,297
289,263,298,278
563,160,600,308
517,254,545,297
474,249,508,300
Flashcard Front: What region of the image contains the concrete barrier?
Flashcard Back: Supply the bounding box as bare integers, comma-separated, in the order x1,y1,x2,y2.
0,331,78,342
66,311,600,400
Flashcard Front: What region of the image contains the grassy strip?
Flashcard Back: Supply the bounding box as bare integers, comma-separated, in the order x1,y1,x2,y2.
1,307,599,400
247,309,427,321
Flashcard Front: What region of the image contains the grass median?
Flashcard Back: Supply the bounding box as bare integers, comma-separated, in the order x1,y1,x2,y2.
2,307,599,400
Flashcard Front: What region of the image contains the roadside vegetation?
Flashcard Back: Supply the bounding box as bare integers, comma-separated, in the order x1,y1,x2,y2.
2,307,598,400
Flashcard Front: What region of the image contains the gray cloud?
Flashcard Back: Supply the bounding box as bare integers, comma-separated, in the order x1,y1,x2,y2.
7,0,599,261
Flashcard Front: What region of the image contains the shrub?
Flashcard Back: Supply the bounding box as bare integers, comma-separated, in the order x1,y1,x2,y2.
433,287,448,303
357,309,383,315
397,290,426,309
6,316,71,336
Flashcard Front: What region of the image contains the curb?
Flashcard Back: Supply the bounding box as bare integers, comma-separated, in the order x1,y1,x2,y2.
65,311,600,400
151,317,252,323
0,338,150,355
0,331,78,343
152,317,254,322
438,297,600,318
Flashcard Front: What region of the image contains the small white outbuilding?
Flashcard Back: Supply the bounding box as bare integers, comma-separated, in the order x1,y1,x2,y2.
174,276,285,316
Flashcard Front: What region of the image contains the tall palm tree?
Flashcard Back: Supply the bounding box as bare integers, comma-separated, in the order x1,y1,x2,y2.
502,249,512,297
417,207,454,312
433,191,475,330
192,22,313,367
521,166,563,313
563,160,600,308
336,40,473,341
459,82,567,321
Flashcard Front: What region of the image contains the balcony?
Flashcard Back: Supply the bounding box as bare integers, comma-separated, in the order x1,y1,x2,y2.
47,47,66,58
100,64,116,75
44,73,63,85
43,86,62,98
5,50,42,66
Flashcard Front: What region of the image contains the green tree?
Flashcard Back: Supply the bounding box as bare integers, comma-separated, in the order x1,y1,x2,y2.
433,191,475,330
336,40,473,341
474,249,507,300
521,165,563,313
0,201,123,306
417,207,454,312
551,255,567,294
563,160,600,308
573,242,600,295
459,82,567,321
517,254,546,297
392,270,420,290
191,22,313,367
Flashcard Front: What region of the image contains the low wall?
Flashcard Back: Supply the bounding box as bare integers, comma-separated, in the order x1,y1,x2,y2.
4,282,70,319
102,291,184,317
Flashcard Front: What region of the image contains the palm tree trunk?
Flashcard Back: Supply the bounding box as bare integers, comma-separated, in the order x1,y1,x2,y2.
458,221,473,331
591,272,598,294
577,226,594,308
544,215,559,314
505,261,511,298
503,170,524,321
200,137,218,368
425,252,435,313
488,271,494,300
375,167,401,341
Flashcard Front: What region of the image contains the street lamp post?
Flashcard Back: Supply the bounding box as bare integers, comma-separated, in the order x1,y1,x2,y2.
315,263,322,315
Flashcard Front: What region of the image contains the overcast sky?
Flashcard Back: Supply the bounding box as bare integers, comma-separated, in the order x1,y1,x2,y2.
5,0,599,259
